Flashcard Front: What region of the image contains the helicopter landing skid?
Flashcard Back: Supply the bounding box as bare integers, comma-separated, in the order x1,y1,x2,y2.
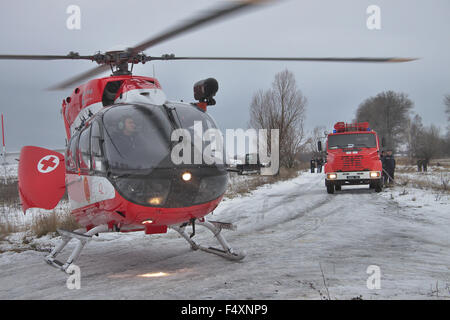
44,225,110,273
171,219,246,261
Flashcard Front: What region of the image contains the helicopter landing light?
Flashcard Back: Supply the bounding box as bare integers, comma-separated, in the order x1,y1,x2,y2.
182,172,192,181
137,272,169,278
141,219,154,225
148,197,162,205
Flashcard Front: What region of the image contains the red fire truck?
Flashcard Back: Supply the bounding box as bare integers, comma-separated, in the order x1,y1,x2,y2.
319,122,383,194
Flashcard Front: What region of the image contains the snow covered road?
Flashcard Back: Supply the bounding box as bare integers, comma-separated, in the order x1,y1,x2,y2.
0,173,449,299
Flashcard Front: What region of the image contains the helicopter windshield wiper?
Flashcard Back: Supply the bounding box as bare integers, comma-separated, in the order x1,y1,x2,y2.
107,172,133,179
163,104,179,129
162,104,181,150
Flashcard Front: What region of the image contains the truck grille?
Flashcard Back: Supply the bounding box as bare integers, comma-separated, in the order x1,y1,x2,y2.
340,155,363,170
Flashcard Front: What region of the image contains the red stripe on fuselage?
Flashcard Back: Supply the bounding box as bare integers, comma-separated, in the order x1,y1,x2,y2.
71,190,223,230
62,75,162,139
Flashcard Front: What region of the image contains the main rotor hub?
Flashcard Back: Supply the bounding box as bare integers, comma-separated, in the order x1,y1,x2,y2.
88,50,149,75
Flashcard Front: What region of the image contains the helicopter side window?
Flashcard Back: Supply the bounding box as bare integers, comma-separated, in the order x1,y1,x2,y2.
91,120,106,173
78,126,91,172
173,103,219,131
171,103,224,165
65,134,79,172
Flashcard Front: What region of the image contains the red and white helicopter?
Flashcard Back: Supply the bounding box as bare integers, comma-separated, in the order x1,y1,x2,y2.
1,0,415,272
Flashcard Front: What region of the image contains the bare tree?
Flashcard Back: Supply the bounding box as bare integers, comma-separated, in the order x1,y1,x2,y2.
355,91,414,151
408,114,424,159
444,95,450,139
249,69,307,168
306,125,327,155
415,125,443,161
444,94,450,122
407,113,446,161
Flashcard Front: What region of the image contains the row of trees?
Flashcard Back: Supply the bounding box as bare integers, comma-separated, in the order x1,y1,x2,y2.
355,91,450,160
248,69,450,169
408,115,443,161
355,91,413,151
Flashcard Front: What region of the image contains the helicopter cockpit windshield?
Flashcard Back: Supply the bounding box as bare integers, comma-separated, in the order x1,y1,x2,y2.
102,104,173,172
99,103,227,207
171,103,219,132
101,103,223,174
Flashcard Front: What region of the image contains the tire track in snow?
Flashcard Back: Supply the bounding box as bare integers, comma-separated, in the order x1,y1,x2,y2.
222,174,333,236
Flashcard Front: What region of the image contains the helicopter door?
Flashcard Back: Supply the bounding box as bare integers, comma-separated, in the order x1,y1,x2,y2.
18,146,66,213
90,120,106,173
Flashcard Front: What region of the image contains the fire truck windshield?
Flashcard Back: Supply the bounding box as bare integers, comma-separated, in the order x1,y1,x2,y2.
328,133,377,149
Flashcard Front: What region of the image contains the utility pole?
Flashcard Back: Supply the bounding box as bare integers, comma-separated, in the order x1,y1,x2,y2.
407,116,412,161
1,113,7,183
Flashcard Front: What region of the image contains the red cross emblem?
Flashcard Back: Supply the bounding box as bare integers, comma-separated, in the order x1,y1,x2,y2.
37,155,60,173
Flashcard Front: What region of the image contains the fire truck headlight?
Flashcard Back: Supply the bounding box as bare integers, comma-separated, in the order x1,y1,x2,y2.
370,171,381,178
327,173,337,180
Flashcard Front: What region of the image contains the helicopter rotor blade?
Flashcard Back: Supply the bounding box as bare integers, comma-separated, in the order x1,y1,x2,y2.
148,56,418,63
0,0,418,91
31,0,273,90
0,53,107,90
49,0,272,90
0,54,93,61
48,64,111,90
130,0,269,53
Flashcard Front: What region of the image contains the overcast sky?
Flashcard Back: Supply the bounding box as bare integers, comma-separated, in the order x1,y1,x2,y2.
0,0,449,151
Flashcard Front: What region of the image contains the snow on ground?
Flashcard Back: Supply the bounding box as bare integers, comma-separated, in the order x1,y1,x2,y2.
0,163,18,180
397,171,449,190
0,169,449,299
0,201,71,254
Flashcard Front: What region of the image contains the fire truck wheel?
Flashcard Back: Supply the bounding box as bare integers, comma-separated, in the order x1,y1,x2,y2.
326,184,335,194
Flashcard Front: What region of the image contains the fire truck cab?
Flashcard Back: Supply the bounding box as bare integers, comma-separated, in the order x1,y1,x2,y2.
320,122,383,194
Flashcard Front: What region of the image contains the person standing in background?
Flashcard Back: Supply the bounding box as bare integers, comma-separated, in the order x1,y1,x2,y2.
383,150,396,185
417,159,423,172
380,150,387,185
316,157,323,173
